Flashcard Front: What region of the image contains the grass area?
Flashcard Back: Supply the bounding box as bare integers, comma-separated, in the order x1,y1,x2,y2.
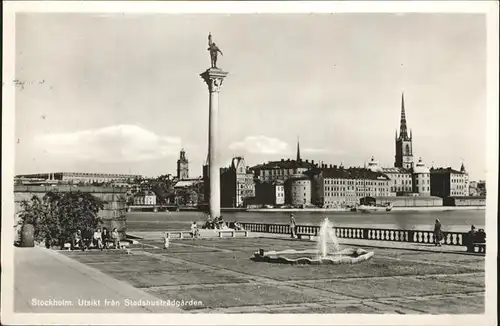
389,296,484,314
166,250,481,281
60,237,485,313
300,277,475,299
146,283,339,311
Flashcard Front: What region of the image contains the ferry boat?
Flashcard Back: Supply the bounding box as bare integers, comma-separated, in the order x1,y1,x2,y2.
357,203,393,213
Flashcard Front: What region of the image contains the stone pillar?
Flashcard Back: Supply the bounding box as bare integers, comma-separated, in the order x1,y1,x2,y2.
200,68,228,218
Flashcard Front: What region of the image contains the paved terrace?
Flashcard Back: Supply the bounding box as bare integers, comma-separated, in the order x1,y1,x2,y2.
14,233,485,314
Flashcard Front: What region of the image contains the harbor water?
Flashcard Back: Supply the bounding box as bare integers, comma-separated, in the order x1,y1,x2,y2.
126,209,486,233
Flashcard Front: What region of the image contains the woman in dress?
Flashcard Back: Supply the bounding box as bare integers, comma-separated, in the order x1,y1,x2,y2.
433,218,444,246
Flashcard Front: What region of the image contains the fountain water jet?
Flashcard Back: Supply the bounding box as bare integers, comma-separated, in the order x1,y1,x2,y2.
317,217,341,259
253,217,374,265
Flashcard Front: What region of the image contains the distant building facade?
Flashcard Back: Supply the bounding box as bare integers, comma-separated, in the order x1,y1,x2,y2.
220,157,255,207
133,190,157,206
288,174,312,207
176,149,189,180
250,140,318,183
368,157,412,195
255,180,285,206
15,172,140,184
411,158,431,195
430,164,469,198
309,166,391,208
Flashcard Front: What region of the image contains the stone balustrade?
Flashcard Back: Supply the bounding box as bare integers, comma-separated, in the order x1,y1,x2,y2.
239,222,466,246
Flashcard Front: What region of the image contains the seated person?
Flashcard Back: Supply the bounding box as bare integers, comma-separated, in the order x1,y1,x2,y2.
233,221,243,231
191,221,200,238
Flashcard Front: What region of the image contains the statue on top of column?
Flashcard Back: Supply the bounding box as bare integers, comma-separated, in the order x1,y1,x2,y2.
207,33,223,68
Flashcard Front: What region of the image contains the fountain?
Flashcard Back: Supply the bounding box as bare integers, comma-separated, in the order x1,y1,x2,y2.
253,218,374,265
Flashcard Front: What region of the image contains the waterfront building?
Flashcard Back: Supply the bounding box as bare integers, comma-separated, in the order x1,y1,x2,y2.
411,158,431,195
133,190,157,206
255,180,285,207
176,149,189,180
368,157,412,195
15,172,141,184
430,164,469,198
220,157,255,207
394,93,414,170
250,140,318,183
309,166,391,208
287,174,312,207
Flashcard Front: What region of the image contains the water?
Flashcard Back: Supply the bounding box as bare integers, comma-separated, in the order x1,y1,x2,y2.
125,209,485,233
317,218,340,259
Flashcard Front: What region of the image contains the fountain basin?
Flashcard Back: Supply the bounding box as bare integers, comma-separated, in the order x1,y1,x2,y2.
253,248,374,265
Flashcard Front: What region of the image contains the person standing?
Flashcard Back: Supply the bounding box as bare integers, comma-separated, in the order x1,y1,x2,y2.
111,228,121,249
466,225,477,252
163,232,170,249
433,218,444,246
290,213,297,238
102,227,110,250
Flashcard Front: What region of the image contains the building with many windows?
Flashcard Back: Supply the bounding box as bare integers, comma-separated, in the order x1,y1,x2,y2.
255,180,285,207
288,174,312,207
219,157,256,207
367,157,412,195
430,164,469,198
412,158,431,195
308,166,391,208
250,141,318,183
133,190,157,206
15,172,141,184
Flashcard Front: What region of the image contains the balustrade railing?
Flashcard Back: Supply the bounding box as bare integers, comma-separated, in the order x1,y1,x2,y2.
239,222,466,246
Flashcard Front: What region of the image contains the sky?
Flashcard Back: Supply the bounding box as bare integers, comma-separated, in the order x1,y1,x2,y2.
14,13,487,180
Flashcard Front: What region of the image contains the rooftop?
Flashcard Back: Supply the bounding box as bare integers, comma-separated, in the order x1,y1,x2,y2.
251,159,318,171
430,167,466,175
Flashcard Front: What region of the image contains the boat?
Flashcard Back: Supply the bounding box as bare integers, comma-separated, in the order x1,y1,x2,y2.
357,203,393,213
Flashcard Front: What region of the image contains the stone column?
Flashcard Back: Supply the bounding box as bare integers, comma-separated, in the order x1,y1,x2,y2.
200,68,228,218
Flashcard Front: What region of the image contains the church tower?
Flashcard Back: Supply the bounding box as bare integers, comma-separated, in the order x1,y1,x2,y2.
296,137,301,162
394,93,414,169
177,149,189,180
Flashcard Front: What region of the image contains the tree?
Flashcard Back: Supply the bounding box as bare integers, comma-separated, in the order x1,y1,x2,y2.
18,191,104,248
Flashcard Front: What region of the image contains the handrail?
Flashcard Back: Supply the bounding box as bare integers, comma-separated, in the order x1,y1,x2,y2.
239,222,468,246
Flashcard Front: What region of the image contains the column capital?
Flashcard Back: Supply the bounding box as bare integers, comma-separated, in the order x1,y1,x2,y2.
200,67,229,93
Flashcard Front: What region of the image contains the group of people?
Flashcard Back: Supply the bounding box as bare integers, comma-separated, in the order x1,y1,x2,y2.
71,227,121,251
202,215,229,230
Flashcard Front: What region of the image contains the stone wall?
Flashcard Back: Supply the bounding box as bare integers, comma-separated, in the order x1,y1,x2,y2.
14,185,128,240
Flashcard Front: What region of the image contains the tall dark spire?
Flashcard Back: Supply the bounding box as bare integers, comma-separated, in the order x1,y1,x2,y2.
296,136,301,162
399,92,409,139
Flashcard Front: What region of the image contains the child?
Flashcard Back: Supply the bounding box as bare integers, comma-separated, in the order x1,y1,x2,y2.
163,233,170,249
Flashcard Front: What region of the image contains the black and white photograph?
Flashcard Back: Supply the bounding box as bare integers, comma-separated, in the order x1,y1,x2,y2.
1,1,498,325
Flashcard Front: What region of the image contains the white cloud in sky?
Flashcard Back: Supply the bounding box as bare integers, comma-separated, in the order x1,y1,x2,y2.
229,136,290,154
303,147,345,155
34,125,181,163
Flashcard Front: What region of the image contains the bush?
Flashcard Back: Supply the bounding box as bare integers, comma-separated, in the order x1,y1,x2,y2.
17,190,104,248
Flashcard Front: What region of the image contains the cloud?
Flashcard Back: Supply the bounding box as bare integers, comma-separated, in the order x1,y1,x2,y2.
229,136,289,154
303,148,346,155
34,125,181,162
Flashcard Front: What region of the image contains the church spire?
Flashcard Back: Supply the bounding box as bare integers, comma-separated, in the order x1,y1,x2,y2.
399,92,409,140
296,136,301,162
